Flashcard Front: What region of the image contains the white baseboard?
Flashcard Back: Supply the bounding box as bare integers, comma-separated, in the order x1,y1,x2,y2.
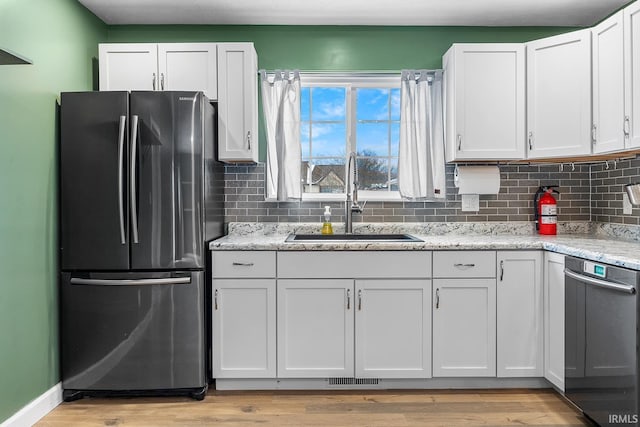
1,383,62,427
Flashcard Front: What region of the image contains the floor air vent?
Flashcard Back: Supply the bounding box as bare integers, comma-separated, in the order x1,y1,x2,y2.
327,378,380,386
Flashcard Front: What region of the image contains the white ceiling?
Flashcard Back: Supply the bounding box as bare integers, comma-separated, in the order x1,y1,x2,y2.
79,0,630,26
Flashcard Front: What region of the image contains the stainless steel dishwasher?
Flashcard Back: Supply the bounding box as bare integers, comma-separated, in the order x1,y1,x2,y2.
564,256,639,426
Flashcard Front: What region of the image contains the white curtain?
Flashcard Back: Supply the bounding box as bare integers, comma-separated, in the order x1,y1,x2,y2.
260,70,302,201
398,70,446,200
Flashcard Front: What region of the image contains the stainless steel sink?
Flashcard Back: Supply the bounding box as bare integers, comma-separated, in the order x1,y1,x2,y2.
285,233,422,242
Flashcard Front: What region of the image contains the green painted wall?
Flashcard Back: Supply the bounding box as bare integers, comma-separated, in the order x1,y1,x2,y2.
108,25,577,160
0,0,105,422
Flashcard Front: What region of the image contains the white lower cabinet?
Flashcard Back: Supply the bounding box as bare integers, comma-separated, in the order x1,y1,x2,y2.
496,251,543,377
277,279,354,378
544,251,565,391
212,279,276,378
432,278,497,377
355,280,432,379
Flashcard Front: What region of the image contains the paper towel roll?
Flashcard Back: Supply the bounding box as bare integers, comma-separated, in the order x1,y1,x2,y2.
454,166,501,194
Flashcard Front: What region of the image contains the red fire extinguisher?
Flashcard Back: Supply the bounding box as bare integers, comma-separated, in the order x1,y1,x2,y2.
534,186,560,235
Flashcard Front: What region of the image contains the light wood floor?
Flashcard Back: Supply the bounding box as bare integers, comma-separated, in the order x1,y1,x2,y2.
38,389,591,427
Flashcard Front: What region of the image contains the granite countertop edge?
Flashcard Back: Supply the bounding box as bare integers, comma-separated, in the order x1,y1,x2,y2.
209,222,640,270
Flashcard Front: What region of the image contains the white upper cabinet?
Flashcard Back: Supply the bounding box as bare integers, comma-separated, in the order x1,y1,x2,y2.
592,11,625,154
157,43,217,99
526,30,592,159
99,43,218,99
444,44,525,161
99,44,158,91
625,1,640,149
217,43,259,163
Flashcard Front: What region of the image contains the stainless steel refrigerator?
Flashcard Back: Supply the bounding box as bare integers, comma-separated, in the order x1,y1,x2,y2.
59,91,224,401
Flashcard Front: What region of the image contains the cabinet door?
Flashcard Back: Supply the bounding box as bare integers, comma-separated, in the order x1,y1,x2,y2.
544,251,565,391
212,279,276,378
158,43,217,100
445,44,525,161
496,251,543,377
625,2,640,149
99,43,158,91
355,279,431,379
526,30,592,159
217,43,259,162
592,11,625,153
277,279,354,378
432,278,496,377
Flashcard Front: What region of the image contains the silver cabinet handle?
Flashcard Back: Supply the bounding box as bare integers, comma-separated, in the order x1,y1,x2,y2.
70,277,190,286
564,269,636,294
160,73,165,90
528,131,533,150
117,115,127,245
346,289,351,310
247,131,251,150
457,134,462,151
130,115,140,244
358,289,362,311
152,73,156,90
214,289,219,310
232,262,254,267
624,116,630,138
500,260,504,281
454,263,475,268
436,288,440,309
592,124,597,144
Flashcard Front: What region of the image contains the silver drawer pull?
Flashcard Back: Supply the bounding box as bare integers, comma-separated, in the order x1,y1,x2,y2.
454,263,475,268
232,262,255,267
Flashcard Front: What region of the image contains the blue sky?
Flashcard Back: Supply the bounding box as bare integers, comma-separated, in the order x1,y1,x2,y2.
301,87,400,160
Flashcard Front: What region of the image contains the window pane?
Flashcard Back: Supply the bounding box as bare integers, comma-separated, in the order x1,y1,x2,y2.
301,122,310,158
302,159,345,194
357,89,389,121
357,157,389,191
301,87,310,121
356,122,389,157
391,88,400,120
390,158,398,191
312,123,346,157
390,122,400,157
311,87,346,121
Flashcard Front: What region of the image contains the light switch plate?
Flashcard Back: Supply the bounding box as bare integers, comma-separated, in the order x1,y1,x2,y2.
623,192,633,215
461,194,480,212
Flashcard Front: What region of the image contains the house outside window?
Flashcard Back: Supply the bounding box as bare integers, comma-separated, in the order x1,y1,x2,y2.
300,74,401,201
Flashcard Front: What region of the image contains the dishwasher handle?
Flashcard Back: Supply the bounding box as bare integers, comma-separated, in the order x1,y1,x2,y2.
564,269,636,294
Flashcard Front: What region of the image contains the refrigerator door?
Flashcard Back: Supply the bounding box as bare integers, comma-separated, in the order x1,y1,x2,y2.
130,91,204,270
60,270,205,391
60,92,130,271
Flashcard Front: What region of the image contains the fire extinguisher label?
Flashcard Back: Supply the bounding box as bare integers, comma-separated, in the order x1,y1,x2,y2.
541,205,557,216
541,216,557,224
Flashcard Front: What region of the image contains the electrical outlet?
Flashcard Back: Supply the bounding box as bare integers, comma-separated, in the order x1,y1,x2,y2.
461,194,480,212
623,192,633,215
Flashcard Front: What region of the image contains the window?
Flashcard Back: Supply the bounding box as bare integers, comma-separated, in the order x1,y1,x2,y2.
300,75,401,201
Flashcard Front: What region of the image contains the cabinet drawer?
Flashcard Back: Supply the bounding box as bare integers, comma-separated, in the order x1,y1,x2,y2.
278,251,431,279
433,251,496,278
212,251,276,278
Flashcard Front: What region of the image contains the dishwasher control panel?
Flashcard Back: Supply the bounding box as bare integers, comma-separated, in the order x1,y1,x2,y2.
583,260,607,278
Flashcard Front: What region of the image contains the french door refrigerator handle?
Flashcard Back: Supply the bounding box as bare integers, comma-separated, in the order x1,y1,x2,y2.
564,269,636,294
117,115,127,245
70,277,191,286
130,114,139,244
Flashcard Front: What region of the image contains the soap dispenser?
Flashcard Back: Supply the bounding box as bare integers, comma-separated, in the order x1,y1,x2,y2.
321,206,333,235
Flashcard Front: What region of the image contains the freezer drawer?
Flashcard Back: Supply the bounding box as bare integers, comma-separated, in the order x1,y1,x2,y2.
60,270,205,393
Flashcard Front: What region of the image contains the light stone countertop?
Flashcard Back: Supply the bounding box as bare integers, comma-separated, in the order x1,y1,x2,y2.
210,222,640,270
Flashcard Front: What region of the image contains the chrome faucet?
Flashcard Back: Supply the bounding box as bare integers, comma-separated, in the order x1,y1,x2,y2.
345,152,363,234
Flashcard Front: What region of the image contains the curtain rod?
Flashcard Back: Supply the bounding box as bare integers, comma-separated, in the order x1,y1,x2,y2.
258,69,442,76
